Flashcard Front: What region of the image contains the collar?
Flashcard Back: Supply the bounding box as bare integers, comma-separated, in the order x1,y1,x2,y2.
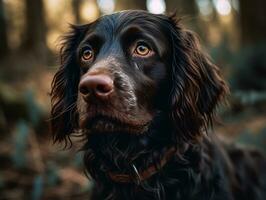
108,147,177,184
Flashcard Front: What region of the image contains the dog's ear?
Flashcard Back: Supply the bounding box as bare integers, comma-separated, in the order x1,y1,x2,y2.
50,24,88,145
168,15,228,142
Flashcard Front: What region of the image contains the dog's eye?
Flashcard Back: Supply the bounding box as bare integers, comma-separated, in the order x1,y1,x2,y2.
134,43,151,57
81,47,94,61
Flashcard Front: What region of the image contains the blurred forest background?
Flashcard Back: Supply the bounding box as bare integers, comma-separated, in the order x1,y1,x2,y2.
0,0,265,199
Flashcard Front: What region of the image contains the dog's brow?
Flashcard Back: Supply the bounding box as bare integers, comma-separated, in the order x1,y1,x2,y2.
80,32,104,49
119,26,166,57
119,25,142,36
83,33,102,43
120,26,154,43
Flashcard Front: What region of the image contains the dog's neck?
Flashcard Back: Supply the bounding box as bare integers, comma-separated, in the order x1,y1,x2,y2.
85,134,214,200
83,115,216,199
83,129,196,185
107,146,178,184
83,114,178,179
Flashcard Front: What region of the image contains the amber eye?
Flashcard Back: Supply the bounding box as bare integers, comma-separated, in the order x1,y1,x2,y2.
134,43,151,56
81,47,93,61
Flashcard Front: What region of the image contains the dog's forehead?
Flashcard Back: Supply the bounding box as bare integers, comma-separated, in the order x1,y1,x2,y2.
81,11,171,58
91,11,168,37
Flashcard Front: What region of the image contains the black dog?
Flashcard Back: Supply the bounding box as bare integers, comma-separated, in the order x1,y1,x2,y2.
51,10,266,200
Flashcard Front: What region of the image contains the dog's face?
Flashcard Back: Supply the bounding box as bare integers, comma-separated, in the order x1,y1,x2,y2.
51,10,227,143
76,12,172,134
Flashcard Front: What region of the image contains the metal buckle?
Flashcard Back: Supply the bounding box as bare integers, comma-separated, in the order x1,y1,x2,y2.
131,164,141,185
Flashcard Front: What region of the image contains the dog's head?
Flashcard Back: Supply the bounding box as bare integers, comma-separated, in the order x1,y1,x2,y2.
51,10,227,144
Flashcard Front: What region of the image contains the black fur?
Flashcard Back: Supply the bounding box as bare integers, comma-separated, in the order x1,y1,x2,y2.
51,10,266,200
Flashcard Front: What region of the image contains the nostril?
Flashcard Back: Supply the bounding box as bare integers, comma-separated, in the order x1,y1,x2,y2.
79,82,91,95
79,85,90,95
79,74,113,99
96,83,113,95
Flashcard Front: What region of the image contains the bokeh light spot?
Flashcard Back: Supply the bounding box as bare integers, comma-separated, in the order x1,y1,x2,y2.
213,0,232,16
147,0,166,14
196,0,213,16
97,0,115,14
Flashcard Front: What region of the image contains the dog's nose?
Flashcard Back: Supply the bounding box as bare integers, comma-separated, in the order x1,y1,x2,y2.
79,74,114,99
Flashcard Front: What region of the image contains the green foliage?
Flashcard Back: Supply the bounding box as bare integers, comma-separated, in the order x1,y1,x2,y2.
74,152,84,167
12,120,30,168
236,127,266,153
229,43,266,91
210,35,234,67
31,175,44,200
46,162,60,187
0,84,45,129
24,89,43,126
233,91,266,106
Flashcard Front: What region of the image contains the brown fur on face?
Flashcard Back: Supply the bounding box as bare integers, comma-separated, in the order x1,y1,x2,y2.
77,61,154,134
51,12,227,141
50,10,266,200
168,16,228,143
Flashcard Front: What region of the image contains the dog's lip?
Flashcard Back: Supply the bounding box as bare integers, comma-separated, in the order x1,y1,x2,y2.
79,110,152,134
83,114,149,128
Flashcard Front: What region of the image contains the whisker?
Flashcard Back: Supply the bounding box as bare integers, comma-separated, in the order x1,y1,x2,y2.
48,102,77,121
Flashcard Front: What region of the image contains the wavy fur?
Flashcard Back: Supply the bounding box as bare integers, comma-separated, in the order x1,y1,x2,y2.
50,11,266,200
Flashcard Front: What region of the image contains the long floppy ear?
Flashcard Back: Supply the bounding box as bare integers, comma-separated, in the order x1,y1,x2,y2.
50,24,88,145
168,16,228,142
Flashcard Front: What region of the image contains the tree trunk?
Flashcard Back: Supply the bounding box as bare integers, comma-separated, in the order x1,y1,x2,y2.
165,0,198,16
115,0,147,11
239,0,266,45
165,0,200,33
0,0,8,57
72,0,82,24
22,0,47,57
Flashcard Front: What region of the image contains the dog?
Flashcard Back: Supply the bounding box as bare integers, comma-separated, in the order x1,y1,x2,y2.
50,10,266,200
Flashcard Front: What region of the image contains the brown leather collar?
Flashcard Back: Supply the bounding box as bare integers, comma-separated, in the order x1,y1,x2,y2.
108,147,177,184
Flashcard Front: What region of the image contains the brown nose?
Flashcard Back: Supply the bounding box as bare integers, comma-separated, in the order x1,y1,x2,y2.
79,74,114,99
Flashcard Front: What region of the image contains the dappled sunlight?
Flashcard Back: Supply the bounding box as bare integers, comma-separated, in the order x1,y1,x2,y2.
81,0,99,22
197,0,214,16
147,0,166,14
214,0,232,16
0,0,265,199
97,0,115,14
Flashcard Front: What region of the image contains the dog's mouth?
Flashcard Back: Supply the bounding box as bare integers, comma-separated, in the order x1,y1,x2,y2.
79,112,152,134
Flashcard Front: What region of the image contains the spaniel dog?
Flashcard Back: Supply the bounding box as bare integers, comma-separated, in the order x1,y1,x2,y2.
51,10,266,200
